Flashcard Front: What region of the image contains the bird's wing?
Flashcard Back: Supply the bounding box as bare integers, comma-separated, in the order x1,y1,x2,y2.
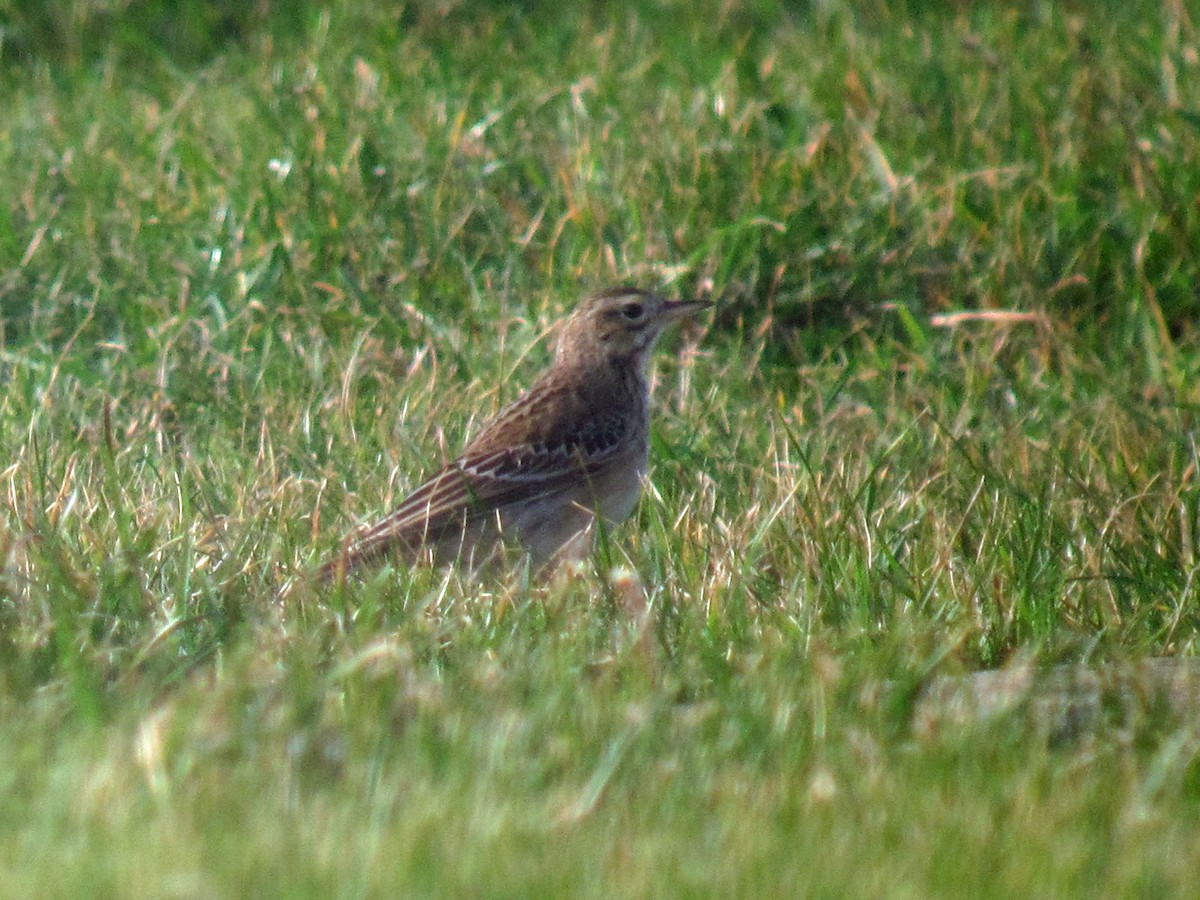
320,413,630,576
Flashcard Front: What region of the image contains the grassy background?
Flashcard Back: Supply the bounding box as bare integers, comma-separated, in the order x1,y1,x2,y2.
2,0,1199,895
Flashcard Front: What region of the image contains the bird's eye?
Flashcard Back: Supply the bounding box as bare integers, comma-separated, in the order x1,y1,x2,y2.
621,302,644,320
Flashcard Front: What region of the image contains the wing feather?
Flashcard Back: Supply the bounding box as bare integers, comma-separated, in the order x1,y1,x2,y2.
319,375,638,577
322,431,627,576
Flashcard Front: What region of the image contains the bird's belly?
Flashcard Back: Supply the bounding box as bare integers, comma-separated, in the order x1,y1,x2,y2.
591,461,645,523
502,450,647,565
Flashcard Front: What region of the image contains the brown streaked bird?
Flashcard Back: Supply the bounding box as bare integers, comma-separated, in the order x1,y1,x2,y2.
318,286,709,580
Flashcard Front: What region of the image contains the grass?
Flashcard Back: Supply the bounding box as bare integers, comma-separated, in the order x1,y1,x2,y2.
1,0,1200,895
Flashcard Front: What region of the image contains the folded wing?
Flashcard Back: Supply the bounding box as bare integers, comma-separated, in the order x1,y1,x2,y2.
319,415,629,577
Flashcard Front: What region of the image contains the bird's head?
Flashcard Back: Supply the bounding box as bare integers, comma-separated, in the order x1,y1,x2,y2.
555,287,709,367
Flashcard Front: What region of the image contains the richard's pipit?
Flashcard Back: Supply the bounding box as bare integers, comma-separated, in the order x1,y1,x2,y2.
319,286,708,579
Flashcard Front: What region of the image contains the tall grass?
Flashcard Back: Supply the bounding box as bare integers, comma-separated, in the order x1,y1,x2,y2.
1,1,1199,895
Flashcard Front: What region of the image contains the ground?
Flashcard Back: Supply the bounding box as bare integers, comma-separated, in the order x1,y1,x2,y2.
1,1,1199,896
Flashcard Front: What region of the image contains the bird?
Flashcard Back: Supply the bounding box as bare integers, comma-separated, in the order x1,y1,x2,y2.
317,286,709,581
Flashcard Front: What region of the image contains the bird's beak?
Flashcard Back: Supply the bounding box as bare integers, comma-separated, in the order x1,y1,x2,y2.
660,298,713,320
